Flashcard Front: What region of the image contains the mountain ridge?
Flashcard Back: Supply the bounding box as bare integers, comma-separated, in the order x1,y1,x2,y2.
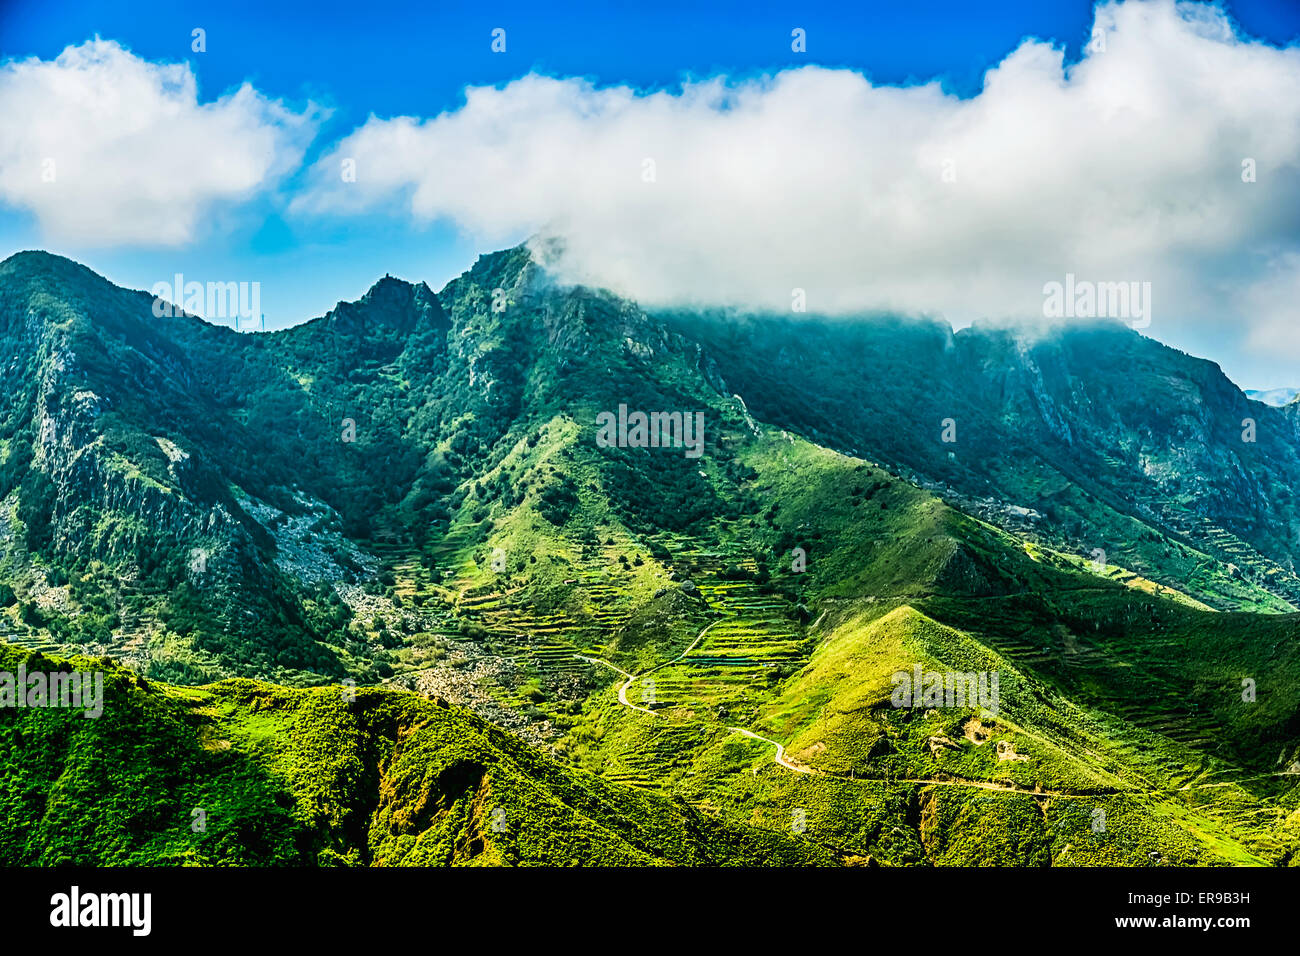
4,243,1300,866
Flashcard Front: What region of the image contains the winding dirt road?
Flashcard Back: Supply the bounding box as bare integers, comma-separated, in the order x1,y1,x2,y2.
577,620,720,718
728,727,814,773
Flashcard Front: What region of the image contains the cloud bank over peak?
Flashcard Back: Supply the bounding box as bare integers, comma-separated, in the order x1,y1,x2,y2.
0,38,321,246
296,0,1300,352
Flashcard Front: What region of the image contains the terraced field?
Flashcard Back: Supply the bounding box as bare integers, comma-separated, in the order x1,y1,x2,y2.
600,723,710,790
0,624,54,653
612,543,808,717
1171,514,1300,609
366,525,656,711
296,498,1300,869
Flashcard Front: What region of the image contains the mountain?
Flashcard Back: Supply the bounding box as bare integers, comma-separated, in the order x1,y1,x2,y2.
669,310,1300,611
3,245,1300,867
1245,387,1300,407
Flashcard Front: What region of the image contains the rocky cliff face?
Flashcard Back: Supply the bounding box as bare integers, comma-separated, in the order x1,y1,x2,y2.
0,252,348,678
970,324,1300,567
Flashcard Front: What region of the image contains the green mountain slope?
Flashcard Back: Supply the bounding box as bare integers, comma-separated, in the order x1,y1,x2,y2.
666,310,1300,612
0,642,823,866
4,243,1300,867
547,433,1300,866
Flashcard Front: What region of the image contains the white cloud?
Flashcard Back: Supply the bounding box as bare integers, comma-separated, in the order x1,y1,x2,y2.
0,38,321,245
295,0,1300,353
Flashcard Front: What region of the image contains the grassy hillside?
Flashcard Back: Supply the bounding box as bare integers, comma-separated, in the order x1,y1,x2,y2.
0,641,826,866
540,434,1300,866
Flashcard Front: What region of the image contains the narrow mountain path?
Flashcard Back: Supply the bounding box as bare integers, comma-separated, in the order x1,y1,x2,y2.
723,728,1104,796
576,620,720,718
575,655,630,679
576,654,656,716
1161,769,1300,792
889,777,1096,798
728,727,814,773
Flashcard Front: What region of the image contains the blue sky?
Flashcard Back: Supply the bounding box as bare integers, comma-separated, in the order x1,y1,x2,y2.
1,0,1298,386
